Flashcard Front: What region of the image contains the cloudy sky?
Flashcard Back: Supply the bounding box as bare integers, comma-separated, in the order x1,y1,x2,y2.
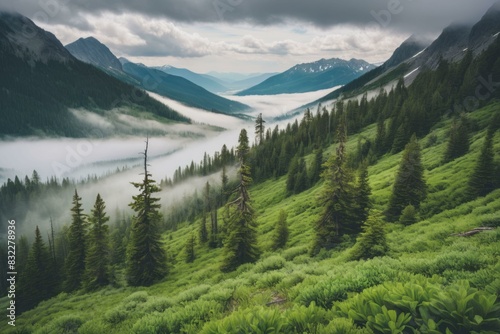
0,0,497,73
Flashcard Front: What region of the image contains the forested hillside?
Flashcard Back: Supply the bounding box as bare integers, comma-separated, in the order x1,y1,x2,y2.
0,12,189,137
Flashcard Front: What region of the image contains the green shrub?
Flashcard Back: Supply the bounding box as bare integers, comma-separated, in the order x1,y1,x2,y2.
292,254,312,264
133,300,223,334
318,318,373,334
175,284,211,303
34,315,84,334
284,302,332,333
282,246,309,261
419,281,500,332
476,214,500,227
200,288,234,310
200,306,286,334
143,297,174,313
104,307,129,325
256,272,286,288
399,205,418,225
277,272,306,290
431,250,489,274
254,255,287,273
77,320,109,334
350,212,389,260
124,291,149,303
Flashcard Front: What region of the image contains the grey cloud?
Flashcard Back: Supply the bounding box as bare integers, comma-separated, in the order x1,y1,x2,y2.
1,0,497,34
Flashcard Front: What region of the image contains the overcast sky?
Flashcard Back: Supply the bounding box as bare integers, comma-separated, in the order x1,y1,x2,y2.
0,0,497,73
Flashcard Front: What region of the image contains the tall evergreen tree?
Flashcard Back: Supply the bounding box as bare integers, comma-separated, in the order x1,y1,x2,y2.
286,156,299,194
221,129,260,272
469,128,496,198
386,134,426,222
199,214,208,244
184,233,196,263
271,210,289,250
255,113,266,145
84,194,111,290
312,115,356,255
18,226,52,312
444,114,470,162
375,116,387,155
63,190,87,292
354,162,371,229
127,139,167,286
309,148,323,185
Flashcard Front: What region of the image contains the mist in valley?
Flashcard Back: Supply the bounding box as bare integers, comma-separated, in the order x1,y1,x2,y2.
0,88,322,239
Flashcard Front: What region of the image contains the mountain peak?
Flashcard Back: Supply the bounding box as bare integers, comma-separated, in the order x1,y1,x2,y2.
66,37,123,72
0,11,73,64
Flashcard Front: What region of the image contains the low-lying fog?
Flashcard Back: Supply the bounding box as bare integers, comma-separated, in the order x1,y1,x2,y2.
0,88,334,236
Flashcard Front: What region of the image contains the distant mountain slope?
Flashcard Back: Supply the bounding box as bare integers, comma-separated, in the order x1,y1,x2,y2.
313,35,431,104
154,65,228,93
0,12,189,137
310,3,500,108
237,58,375,96
121,60,250,114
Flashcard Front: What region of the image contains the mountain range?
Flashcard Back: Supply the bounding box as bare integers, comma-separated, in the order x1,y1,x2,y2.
64,37,250,114
237,58,376,96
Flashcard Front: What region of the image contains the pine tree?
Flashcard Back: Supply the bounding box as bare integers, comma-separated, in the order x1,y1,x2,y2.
184,233,196,263
469,128,496,198
271,210,289,250
444,114,470,162
386,134,426,222
84,194,111,290
309,148,323,185
199,214,208,244
255,113,266,145
18,226,52,312
286,156,299,194
375,116,387,155
294,158,309,194
350,211,388,260
221,129,260,272
354,162,371,230
63,190,87,292
127,139,167,286
312,116,356,255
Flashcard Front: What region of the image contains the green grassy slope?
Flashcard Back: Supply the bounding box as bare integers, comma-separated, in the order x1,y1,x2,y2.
2,103,499,333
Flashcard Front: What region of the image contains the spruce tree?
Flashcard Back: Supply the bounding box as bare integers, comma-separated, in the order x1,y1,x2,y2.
309,148,323,185
84,194,111,290
127,139,167,286
312,116,356,255
63,190,87,292
286,156,299,194
184,233,196,263
350,211,388,260
386,134,426,222
469,128,496,198
199,214,208,244
221,129,260,272
18,226,52,312
444,114,470,162
354,162,371,229
255,113,266,145
271,210,289,250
